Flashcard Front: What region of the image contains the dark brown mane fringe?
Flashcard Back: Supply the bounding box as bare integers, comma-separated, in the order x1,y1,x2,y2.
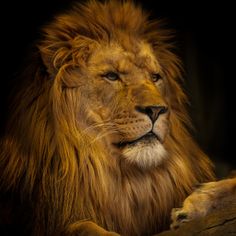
0,1,214,236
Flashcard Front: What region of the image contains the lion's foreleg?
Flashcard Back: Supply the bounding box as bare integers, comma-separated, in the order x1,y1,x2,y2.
171,177,236,229
61,221,120,236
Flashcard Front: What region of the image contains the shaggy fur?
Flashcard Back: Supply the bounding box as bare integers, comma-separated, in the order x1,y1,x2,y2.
0,1,214,236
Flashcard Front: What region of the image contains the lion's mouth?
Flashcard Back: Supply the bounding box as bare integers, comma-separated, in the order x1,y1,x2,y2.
115,132,160,148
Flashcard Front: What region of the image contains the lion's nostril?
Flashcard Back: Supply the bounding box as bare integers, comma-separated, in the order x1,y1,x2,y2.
136,105,168,123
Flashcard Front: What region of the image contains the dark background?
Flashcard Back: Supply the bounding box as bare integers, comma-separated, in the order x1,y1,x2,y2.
0,0,235,176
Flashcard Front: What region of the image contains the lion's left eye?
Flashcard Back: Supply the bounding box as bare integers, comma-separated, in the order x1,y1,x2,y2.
151,73,162,82
102,72,120,81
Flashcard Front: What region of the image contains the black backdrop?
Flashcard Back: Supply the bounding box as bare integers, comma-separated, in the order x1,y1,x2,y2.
0,0,235,176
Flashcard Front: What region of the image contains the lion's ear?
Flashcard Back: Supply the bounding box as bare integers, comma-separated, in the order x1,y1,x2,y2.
37,41,73,76
38,36,98,76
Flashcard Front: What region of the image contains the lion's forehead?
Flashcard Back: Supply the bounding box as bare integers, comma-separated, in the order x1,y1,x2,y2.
88,41,161,74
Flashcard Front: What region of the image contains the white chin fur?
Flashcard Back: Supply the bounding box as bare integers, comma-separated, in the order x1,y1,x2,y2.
122,141,168,169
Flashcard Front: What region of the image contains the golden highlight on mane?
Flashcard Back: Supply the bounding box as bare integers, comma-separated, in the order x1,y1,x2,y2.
0,1,214,236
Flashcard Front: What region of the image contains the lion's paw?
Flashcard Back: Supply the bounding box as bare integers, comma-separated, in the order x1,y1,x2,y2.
170,208,190,230
170,178,236,230
64,221,120,236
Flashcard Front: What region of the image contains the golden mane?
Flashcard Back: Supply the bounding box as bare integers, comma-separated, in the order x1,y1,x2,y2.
0,1,214,235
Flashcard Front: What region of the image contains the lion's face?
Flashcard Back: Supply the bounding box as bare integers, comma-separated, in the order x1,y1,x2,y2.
74,41,170,169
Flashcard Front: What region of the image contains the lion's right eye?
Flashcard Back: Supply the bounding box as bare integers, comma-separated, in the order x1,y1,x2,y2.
151,73,162,83
102,72,120,81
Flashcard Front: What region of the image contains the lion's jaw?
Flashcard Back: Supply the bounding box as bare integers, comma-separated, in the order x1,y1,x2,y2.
114,110,169,169
121,135,168,169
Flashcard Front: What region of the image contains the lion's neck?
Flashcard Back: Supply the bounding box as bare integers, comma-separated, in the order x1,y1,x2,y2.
87,161,187,235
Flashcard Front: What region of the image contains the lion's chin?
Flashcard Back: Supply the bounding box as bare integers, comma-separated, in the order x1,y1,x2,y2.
121,139,168,169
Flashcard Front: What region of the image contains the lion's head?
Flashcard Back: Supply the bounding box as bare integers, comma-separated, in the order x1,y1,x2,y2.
0,1,214,235
50,38,171,170
37,2,185,171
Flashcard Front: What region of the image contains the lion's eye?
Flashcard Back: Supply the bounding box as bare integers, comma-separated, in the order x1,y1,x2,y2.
151,73,162,83
102,72,120,81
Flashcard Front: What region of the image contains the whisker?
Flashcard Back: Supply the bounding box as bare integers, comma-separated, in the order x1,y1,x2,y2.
80,122,113,135
91,130,117,143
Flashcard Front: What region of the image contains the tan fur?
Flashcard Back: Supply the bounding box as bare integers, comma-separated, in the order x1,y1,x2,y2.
0,1,214,236
171,177,236,229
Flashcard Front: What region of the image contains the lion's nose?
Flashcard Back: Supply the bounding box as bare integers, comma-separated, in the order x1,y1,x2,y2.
136,105,168,123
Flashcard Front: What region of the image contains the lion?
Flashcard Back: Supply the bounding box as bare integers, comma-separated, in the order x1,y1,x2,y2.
1,1,235,236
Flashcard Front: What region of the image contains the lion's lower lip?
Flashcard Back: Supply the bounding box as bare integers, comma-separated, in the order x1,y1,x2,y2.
115,132,159,148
